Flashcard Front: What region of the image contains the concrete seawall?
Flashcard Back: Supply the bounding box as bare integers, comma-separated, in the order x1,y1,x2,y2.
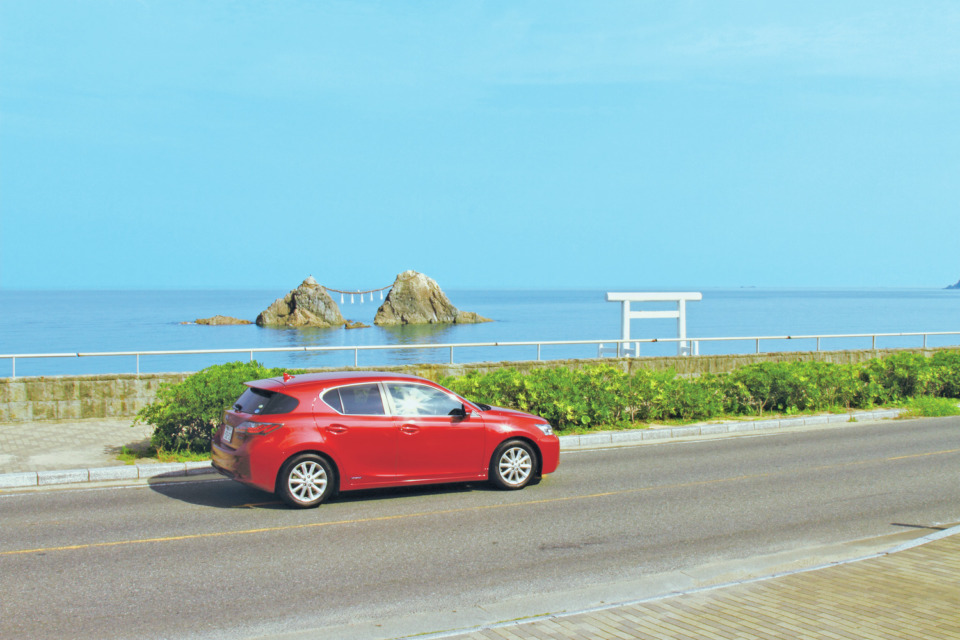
0,347,944,423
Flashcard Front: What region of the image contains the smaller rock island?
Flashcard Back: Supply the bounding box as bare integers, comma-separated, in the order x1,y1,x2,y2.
193,315,251,326
947,279,960,290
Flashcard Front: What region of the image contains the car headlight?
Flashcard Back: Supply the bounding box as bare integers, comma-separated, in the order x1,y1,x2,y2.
535,423,554,436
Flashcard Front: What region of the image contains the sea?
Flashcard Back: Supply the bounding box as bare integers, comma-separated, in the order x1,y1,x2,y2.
1,288,958,377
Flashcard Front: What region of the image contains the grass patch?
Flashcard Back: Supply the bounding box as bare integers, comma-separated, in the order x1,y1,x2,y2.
117,445,210,465
901,397,960,418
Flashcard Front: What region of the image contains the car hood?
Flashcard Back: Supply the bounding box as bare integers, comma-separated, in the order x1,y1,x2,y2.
481,405,544,423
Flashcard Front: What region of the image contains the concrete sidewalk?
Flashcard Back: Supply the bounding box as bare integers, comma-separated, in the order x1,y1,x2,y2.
0,417,150,474
429,526,960,640
0,417,215,486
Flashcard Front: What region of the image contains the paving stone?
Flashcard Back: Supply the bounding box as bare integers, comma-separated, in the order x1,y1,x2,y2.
828,414,855,423
641,429,672,440
136,462,186,478
37,468,89,485
89,465,140,482
185,461,216,475
610,431,645,445
0,471,37,488
778,417,806,429
698,424,728,435
578,434,613,447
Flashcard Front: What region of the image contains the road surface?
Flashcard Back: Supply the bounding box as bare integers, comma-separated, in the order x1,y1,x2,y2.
2,418,958,639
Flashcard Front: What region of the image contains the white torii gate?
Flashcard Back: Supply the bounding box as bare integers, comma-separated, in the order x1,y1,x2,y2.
600,292,703,357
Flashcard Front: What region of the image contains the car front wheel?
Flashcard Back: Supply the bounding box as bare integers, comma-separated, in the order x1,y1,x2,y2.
278,453,335,508
490,440,537,490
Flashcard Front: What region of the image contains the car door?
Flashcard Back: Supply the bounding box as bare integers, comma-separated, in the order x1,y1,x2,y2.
317,382,397,488
386,382,485,482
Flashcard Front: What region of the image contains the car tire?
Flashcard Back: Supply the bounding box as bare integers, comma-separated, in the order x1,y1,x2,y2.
490,440,537,490
278,453,335,508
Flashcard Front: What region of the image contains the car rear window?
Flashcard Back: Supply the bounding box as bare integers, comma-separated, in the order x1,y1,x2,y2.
233,387,300,415
321,383,385,415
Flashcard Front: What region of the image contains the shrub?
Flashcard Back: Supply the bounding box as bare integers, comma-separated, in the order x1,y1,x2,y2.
902,396,960,418
626,368,674,421
860,352,930,403
930,350,960,398
135,361,299,453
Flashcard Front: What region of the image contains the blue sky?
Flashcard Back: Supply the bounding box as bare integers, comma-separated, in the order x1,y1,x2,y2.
2,1,958,291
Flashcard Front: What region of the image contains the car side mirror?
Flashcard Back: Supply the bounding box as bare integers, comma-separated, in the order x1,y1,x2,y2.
452,403,476,419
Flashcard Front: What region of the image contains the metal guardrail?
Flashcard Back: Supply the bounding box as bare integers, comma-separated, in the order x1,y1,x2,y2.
2,331,960,378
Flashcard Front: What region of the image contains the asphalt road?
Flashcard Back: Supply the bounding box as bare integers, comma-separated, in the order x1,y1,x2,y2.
2,418,958,640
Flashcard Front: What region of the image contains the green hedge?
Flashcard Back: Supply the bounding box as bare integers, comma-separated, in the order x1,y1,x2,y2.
442,350,960,431
135,350,960,453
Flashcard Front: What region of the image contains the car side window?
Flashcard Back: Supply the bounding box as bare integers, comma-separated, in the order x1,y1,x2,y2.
321,388,344,413
386,383,462,417
322,384,385,416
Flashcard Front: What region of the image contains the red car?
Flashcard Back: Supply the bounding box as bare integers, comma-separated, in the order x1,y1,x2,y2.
211,372,560,508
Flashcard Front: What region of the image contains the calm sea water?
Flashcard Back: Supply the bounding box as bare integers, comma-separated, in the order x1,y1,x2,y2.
1,288,958,377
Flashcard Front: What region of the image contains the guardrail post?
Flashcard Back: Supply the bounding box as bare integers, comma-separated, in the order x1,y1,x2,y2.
136,354,140,375
11,357,15,379
249,351,254,362
449,346,454,364
872,335,877,350
756,339,760,354
923,334,928,349
816,337,821,352
354,348,358,368
537,343,541,361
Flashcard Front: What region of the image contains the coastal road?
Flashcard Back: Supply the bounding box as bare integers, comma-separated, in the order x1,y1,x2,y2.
2,418,959,640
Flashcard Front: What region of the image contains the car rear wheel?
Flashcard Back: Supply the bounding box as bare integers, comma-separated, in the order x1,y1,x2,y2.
490,440,537,490
278,454,335,508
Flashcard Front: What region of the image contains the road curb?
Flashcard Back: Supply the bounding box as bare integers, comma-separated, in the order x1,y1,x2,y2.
0,408,905,489
0,461,218,489
557,407,903,450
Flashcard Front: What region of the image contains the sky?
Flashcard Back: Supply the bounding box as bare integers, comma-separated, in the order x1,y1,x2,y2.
1,1,958,291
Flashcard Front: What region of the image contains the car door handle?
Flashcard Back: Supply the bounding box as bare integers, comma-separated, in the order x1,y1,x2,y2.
399,425,419,435
326,425,348,435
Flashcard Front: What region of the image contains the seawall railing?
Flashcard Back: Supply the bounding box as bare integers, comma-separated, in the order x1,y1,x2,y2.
3,331,960,378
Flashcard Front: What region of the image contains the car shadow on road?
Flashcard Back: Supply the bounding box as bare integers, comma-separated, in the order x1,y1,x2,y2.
147,473,504,509
146,474,274,508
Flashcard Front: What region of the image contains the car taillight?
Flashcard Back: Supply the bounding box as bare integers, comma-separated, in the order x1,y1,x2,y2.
235,421,283,436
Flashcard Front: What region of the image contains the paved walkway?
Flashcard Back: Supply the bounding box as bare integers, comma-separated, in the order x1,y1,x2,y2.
433,529,960,640
0,417,152,475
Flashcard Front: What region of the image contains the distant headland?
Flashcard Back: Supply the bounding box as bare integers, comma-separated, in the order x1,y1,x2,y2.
948,279,960,290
